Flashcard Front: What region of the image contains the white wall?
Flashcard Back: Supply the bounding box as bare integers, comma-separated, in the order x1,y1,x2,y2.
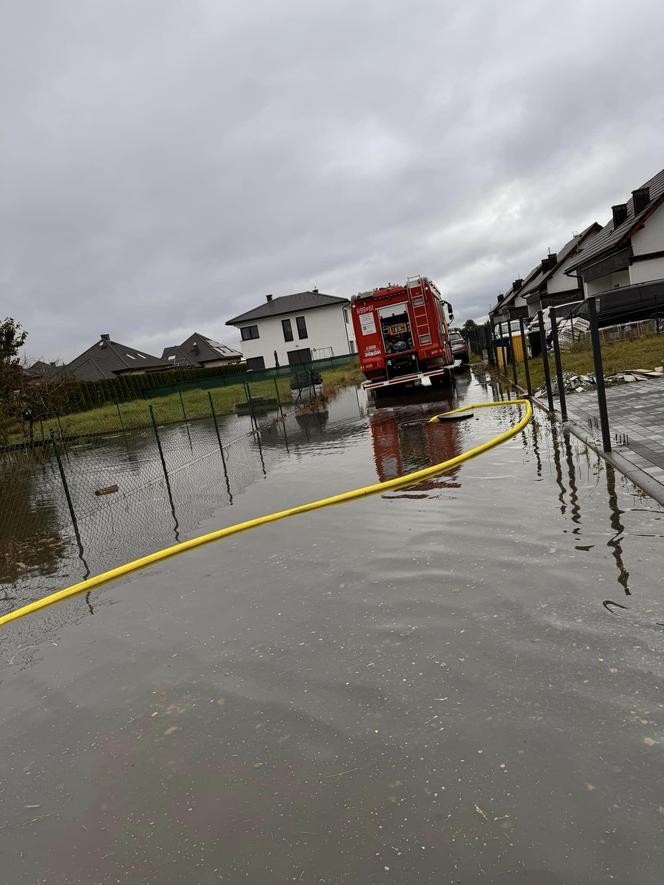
630,204,664,284
630,257,664,284
631,203,664,255
548,262,580,295
235,303,355,368
584,270,631,297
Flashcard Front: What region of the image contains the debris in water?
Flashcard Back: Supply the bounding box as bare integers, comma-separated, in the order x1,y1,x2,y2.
474,804,489,822
95,484,119,496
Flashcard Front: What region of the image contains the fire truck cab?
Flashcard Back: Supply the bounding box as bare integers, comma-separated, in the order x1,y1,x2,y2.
351,276,455,391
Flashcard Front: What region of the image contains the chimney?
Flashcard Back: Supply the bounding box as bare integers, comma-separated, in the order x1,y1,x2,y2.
541,254,557,272
612,204,628,228
512,278,523,291
266,294,273,302
99,333,110,348
497,294,504,303
632,186,651,215
312,287,319,294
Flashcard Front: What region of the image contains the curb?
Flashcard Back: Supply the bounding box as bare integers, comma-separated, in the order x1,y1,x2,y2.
484,364,664,507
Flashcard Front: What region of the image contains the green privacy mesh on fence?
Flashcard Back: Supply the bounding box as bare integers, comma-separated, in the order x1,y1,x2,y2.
2,356,358,448
143,353,358,398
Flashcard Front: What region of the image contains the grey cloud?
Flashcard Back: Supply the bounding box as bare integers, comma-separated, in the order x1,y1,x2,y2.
1,0,663,361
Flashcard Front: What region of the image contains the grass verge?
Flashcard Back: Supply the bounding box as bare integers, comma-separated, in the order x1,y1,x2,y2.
5,363,364,445
502,333,664,391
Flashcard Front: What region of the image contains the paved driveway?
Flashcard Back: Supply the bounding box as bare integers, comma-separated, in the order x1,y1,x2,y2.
565,377,664,491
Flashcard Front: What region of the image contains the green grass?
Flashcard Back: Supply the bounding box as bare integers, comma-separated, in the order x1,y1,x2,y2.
5,363,364,445
499,333,664,392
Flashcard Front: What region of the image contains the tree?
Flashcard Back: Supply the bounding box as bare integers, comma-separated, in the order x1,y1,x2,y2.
0,317,27,364
0,318,28,441
462,319,478,336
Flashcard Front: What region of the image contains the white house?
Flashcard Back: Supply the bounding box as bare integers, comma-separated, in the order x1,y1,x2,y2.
226,289,356,370
488,223,602,324
566,168,664,298
521,223,602,317
489,266,540,324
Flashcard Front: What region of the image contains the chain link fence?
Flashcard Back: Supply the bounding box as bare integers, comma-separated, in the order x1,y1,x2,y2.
0,387,290,617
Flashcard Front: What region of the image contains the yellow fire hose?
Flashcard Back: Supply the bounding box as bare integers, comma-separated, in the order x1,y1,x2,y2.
0,399,531,628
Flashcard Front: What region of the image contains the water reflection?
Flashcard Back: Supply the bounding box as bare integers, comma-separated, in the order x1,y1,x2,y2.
604,464,631,596
368,405,462,491
534,404,635,609
0,459,67,589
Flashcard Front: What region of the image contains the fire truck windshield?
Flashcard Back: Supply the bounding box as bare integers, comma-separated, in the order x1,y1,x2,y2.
380,312,414,353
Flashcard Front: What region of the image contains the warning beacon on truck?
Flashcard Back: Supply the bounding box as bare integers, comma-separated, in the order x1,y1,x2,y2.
350,276,456,391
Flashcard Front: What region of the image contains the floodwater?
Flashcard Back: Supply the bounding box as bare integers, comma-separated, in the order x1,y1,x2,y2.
2,370,664,884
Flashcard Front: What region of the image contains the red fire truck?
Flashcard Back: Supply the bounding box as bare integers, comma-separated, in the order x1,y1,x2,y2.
350,276,456,391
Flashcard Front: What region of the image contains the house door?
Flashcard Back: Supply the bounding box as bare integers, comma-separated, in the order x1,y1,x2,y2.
287,348,312,365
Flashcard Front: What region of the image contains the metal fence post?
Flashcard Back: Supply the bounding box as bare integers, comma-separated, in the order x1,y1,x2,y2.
208,392,233,501
179,390,193,450
497,321,505,374
244,381,257,432
178,390,189,423
656,293,661,334
518,317,532,397
273,376,285,420
538,309,554,412
50,430,80,537
115,401,126,435
486,323,495,366
245,381,266,475
149,405,171,484
588,297,612,452
549,307,568,422
149,404,180,538
507,316,518,386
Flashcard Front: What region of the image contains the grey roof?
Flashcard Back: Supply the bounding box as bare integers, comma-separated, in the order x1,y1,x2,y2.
161,333,242,367
226,290,349,325
492,264,540,314
520,223,602,298
64,336,170,381
161,345,199,368
566,168,664,273
26,360,63,380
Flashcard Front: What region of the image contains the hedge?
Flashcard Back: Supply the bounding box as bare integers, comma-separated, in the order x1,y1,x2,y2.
52,362,248,414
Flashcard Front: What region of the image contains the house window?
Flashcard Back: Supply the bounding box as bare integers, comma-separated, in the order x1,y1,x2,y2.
246,356,265,370
241,325,259,341
282,318,293,342
296,316,308,339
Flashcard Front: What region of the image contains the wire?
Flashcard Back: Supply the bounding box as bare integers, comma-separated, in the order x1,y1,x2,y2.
1,399,531,627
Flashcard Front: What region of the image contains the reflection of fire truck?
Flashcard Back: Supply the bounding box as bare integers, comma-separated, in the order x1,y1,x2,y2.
351,277,455,391
369,408,462,490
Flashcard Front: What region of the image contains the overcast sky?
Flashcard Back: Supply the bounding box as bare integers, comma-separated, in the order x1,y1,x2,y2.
2,0,664,362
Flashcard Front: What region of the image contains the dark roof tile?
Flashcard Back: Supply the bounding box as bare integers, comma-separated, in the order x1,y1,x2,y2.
226,291,348,325
64,337,170,381
566,168,664,273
